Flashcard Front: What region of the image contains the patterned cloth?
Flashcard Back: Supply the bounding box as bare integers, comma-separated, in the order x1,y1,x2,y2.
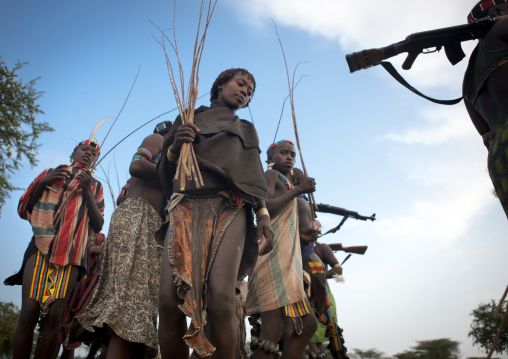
311,284,337,343
60,233,105,350
166,192,257,358
18,164,105,268
246,199,307,317
29,250,72,306
77,198,162,359
488,117,508,218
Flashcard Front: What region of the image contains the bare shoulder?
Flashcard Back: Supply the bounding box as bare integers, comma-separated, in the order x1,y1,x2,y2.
264,169,278,180
486,17,508,45
140,133,164,152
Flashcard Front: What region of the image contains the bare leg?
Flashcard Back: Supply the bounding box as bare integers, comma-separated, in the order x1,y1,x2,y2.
206,207,246,359
158,231,188,359
309,342,320,357
60,348,74,359
252,309,284,359
36,268,79,359
280,309,317,359
13,253,40,359
13,254,79,359
105,329,144,359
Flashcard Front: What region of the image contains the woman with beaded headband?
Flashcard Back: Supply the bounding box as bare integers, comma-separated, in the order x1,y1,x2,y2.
157,68,274,359
77,121,172,359
463,0,508,218
10,127,105,359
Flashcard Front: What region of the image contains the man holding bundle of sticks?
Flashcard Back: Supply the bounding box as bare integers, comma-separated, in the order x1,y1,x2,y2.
463,0,508,218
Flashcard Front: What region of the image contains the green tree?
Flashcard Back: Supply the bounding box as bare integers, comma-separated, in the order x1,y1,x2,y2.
350,348,385,359
411,339,460,359
393,351,420,359
0,301,20,358
392,338,460,359
469,299,508,356
0,58,53,215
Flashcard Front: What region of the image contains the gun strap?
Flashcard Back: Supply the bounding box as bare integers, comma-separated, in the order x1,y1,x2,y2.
380,61,463,105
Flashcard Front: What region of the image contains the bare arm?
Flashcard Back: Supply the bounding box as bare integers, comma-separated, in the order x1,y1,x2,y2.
77,171,104,234
265,170,315,216
129,134,164,180
316,244,342,279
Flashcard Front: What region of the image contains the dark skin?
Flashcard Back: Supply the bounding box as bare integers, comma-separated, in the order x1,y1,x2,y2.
266,145,319,243
115,179,129,207
103,129,170,359
12,144,103,359
463,8,508,148
253,143,318,359
314,243,343,279
158,73,274,359
127,130,170,217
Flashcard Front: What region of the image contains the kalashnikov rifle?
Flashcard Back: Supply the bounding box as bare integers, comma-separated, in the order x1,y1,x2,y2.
328,243,368,255
317,203,375,236
345,16,504,104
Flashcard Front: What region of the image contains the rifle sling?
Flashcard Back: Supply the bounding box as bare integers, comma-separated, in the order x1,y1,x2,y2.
380,61,463,105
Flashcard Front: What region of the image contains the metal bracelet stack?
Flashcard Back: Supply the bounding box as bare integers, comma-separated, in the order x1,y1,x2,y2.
250,337,282,358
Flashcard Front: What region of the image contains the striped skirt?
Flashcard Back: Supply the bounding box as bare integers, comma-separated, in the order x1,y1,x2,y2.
246,199,308,317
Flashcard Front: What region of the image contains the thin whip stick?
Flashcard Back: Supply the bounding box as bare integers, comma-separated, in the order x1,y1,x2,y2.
99,163,117,211
99,67,141,152
113,154,121,196
273,21,318,214
248,106,255,124
94,108,178,168
493,285,508,319
273,75,306,143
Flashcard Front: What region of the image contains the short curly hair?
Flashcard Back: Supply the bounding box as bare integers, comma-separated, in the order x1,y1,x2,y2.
210,68,256,108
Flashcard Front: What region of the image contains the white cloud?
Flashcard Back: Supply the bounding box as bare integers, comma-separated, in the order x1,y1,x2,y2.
376,105,475,145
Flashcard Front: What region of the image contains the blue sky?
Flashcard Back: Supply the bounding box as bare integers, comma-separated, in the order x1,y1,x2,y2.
1,0,507,358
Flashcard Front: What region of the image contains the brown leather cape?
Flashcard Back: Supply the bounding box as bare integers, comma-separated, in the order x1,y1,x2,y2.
157,101,267,200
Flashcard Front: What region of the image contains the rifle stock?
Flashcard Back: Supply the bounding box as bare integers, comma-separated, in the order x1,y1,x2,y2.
328,243,368,255
345,16,499,73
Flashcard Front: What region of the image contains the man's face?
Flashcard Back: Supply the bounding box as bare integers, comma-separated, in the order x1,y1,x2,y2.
72,144,99,168
269,143,296,173
216,74,254,110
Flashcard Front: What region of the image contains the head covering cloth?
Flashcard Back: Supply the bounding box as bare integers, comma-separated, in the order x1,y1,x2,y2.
467,0,508,23
154,121,173,134
266,139,294,155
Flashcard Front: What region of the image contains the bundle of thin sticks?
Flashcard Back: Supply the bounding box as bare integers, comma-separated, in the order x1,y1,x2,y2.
273,22,318,216
155,0,217,191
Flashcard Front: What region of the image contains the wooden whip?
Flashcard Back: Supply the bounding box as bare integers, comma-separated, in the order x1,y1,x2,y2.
154,0,217,191
273,21,318,217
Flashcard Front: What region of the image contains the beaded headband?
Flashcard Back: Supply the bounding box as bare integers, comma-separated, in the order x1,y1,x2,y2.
266,139,294,155
71,117,113,162
467,0,508,23
154,121,173,134
75,139,100,152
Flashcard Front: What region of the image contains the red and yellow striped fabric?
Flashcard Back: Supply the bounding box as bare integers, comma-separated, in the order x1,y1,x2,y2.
30,250,72,305
18,165,104,268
